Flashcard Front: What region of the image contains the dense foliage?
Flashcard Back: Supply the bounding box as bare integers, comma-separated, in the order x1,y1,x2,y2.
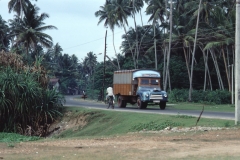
169,89,231,104
0,51,64,136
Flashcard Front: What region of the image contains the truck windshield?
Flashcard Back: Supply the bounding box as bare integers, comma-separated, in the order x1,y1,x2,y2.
140,79,159,85
140,79,149,85
150,79,159,85
138,86,161,91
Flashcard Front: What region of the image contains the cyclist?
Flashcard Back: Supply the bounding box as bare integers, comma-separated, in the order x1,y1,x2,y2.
106,87,115,109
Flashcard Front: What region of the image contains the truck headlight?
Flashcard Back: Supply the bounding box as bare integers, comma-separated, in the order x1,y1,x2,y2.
145,94,149,97
164,94,167,97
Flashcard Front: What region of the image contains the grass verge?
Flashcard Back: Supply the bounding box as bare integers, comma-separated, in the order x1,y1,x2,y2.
54,106,236,139
0,103,236,142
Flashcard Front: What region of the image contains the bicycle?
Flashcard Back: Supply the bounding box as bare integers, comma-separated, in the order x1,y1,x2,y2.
106,96,114,109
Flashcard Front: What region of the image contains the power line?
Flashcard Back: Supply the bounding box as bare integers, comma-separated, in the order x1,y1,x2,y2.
63,31,124,51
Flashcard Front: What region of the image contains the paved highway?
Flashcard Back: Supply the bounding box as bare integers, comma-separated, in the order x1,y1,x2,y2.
64,95,234,120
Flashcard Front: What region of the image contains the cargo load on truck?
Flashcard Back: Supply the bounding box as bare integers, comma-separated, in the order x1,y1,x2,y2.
113,69,168,109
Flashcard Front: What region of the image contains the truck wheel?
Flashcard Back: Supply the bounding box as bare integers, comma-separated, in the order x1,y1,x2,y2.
118,96,126,108
159,101,166,110
137,97,147,109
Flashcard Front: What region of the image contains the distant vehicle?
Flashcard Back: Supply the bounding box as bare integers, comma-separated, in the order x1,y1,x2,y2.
113,69,168,110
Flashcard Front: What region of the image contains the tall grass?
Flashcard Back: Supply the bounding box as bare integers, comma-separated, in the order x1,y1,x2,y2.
0,67,64,136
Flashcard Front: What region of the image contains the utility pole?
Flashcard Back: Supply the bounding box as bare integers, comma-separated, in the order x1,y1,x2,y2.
235,0,240,124
102,30,107,101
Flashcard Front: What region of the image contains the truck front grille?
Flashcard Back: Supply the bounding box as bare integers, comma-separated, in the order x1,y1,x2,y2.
150,95,162,100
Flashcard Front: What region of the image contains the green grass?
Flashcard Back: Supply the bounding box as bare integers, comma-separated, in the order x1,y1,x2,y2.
55,106,236,139
0,102,236,142
0,132,41,143
166,102,235,112
0,132,42,147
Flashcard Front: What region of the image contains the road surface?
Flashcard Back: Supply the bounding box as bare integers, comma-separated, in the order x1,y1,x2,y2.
64,95,234,120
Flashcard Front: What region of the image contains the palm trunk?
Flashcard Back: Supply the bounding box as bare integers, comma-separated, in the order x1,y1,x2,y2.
164,0,173,91
189,0,202,102
133,0,139,69
221,47,231,91
112,30,120,70
138,25,151,54
207,50,213,91
168,69,171,92
183,47,191,82
209,49,224,90
153,21,157,70
122,23,136,69
163,46,167,90
200,46,212,91
140,11,143,27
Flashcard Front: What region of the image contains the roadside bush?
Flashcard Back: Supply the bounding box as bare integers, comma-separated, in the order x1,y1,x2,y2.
168,89,231,104
0,52,64,137
168,89,189,102
0,67,65,137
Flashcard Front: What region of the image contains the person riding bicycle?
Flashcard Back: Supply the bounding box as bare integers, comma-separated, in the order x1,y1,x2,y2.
106,87,115,109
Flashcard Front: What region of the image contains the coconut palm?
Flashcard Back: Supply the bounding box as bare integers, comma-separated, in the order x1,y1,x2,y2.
0,16,10,51
95,0,121,70
145,0,167,85
111,0,137,68
128,0,144,68
85,52,97,76
203,4,235,92
129,0,144,26
10,5,57,55
8,0,35,18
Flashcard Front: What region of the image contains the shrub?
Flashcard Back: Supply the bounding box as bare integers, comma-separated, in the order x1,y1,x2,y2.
168,89,231,104
0,67,64,136
0,52,64,137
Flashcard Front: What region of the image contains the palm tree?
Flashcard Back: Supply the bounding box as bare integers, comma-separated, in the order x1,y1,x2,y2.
8,0,35,18
111,0,136,68
85,52,97,76
10,5,57,55
129,0,144,26
203,5,235,92
0,16,10,51
129,0,144,68
95,0,121,70
145,0,167,85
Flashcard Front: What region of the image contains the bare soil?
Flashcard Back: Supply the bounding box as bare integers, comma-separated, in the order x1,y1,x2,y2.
1,112,240,160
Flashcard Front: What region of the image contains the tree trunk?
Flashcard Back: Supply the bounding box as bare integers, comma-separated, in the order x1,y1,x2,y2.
183,47,191,82
162,46,167,91
123,23,136,69
164,0,173,91
209,49,224,90
153,21,157,70
133,0,139,69
112,30,120,70
189,0,202,102
221,47,231,91
200,46,212,91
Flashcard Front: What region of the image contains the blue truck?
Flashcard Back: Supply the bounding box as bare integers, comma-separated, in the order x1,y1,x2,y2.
113,69,168,109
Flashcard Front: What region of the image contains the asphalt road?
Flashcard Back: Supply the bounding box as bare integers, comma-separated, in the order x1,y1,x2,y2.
64,95,234,120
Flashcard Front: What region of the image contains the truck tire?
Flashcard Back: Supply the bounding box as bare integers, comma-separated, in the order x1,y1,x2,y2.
118,96,126,108
159,101,166,110
137,97,147,109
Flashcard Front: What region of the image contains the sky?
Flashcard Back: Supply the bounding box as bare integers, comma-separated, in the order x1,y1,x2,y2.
0,0,150,62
